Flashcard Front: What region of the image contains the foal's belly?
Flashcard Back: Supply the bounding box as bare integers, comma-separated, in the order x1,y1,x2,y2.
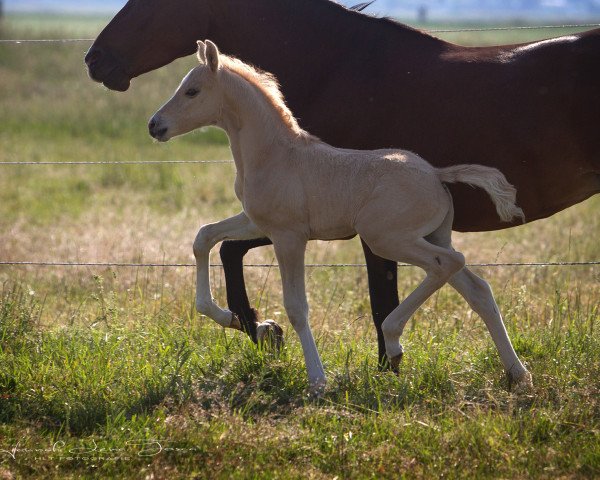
304,196,359,240
308,223,357,241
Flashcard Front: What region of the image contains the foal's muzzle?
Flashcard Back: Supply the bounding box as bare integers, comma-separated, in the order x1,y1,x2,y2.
148,116,168,141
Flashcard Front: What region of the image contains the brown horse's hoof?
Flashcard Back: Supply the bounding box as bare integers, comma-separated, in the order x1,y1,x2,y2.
256,319,284,351
229,313,242,330
509,370,534,395
387,352,403,373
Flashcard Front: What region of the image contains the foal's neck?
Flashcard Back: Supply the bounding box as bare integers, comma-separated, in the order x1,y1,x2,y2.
217,71,305,174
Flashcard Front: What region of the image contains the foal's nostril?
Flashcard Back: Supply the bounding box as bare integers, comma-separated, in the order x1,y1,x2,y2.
148,118,168,139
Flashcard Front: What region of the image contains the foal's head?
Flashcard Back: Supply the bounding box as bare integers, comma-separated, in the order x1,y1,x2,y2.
149,40,222,142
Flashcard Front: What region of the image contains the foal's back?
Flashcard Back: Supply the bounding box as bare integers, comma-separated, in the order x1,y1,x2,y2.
280,141,452,242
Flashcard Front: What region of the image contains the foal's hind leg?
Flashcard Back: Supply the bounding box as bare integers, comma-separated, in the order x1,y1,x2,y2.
379,239,466,370
425,220,532,392
447,269,533,392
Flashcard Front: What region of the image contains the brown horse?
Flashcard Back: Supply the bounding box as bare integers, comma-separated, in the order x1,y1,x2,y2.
86,0,600,367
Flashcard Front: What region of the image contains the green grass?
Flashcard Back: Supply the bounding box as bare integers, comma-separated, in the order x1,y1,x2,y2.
1,283,599,478
1,14,599,479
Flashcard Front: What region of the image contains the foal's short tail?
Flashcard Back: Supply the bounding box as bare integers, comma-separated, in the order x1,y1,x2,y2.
436,165,526,223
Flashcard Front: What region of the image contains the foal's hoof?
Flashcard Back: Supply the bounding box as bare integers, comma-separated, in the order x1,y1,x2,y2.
509,370,534,395
256,319,284,350
387,352,403,373
308,379,327,399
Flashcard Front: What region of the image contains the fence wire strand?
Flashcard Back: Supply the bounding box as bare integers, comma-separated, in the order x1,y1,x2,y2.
428,23,600,33
0,261,598,269
0,160,233,165
1,23,599,45
0,38,95,44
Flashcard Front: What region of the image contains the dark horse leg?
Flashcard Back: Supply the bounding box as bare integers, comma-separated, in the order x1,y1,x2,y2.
220,238,399,368
360,239,400,370
219,238,273,342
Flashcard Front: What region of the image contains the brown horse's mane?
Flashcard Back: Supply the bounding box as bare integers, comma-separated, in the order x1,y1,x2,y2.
316,0,441,43
219,54,317,142
215,1,439,140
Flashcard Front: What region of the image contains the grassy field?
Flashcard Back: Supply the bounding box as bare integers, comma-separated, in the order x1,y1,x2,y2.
1,14,599,479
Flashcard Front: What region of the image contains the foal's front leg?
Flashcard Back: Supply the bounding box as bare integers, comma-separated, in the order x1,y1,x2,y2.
193,212,264,328
272,233,326,391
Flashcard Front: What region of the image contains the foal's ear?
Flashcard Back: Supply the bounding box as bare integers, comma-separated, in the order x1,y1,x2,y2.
196,40,207,63
205,40,220,73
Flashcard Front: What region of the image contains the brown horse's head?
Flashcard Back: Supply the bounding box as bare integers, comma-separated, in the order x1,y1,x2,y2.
85,0,210,91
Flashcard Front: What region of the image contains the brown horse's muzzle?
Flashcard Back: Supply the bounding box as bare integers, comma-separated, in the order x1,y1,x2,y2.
85,46,131,92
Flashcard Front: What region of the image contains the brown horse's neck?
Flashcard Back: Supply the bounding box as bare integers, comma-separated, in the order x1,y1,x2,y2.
204,0,444,132
207,0,433,52
206,0,442,80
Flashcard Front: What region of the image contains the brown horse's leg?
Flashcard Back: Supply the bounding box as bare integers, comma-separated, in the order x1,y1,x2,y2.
360,239,399,370
219,238,273,342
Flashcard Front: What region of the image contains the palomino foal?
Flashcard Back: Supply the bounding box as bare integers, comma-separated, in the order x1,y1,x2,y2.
149,40,533,393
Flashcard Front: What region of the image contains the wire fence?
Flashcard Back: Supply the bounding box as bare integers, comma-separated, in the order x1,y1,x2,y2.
427,23,600,33
0,160,233,165
1,261,599,269
1,22,599,44
0,38,94,44
1,20,598,271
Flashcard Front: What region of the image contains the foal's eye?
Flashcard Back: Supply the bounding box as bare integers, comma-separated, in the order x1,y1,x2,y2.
185,88,199,98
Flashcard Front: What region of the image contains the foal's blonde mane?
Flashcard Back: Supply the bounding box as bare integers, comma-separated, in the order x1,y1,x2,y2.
218,55,318,142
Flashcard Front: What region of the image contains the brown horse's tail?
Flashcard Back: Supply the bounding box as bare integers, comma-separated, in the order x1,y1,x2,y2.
436,164,526,223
